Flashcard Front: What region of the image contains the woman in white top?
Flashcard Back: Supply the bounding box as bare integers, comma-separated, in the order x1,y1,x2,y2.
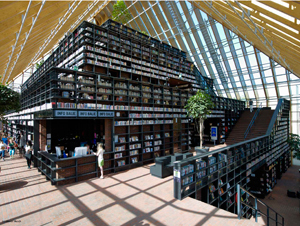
94,143,105,179
25,141,33,169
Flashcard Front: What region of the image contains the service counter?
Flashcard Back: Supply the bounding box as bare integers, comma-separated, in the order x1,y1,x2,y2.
37,151,98,185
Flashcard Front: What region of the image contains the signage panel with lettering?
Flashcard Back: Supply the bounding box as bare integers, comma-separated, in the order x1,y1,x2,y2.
78,111,97,117
54,110,77,117
98,111,114,117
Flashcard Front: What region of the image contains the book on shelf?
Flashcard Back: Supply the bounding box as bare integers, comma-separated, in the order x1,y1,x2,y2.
130,136,139,142
115,153,123,158
117,160,125,167
119,137,126,143
131,157,138,163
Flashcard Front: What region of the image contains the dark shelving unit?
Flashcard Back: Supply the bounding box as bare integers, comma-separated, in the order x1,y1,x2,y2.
174,99,290,219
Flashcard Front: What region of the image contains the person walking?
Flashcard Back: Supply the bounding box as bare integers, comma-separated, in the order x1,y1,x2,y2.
8,138,15,159
94,143,105,179
249,99,253,113
25,141,33,169
0,140,6,161
2,135,8,145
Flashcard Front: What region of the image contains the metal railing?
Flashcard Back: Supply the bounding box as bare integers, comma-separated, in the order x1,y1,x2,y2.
237,184,284,225
244,102,262,139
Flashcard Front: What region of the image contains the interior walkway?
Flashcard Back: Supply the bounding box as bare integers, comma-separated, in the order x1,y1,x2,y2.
0,157,261,226
253,164,300,226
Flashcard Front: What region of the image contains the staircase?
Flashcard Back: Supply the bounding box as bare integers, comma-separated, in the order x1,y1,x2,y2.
226,110,256,145
226,108,274,145
246,108,274,140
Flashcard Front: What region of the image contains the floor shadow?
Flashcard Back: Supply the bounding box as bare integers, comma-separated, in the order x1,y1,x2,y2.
0,181,28,192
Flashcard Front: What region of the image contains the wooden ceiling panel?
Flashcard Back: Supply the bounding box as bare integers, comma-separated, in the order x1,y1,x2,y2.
1,1,111,84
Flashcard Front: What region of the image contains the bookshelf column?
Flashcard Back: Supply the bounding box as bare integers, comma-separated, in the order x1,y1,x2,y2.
105,119,112,152
39,120,47,151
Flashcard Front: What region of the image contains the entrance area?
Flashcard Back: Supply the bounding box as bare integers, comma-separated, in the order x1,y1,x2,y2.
48,119,106,153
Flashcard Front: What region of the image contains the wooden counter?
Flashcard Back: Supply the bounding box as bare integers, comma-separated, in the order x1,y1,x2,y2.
37,151,98,185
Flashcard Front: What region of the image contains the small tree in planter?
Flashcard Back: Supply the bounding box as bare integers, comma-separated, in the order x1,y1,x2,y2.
185,90,214,150
287,133,300,159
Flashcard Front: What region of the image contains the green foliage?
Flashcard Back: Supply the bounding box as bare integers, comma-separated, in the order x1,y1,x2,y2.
185,90,214,120
185,90,214,148
0,84,21,122
112,0,131,24
35,60,44,69
287,133,300,159
141,31,148,36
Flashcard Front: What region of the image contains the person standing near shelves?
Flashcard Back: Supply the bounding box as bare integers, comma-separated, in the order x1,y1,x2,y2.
2,135,8,145
94,143,105,179
25,141,33,169
0,140,6,161
249,99,253,113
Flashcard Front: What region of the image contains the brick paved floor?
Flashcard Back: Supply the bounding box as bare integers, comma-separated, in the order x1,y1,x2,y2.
251,164,300,226
0,157,262,226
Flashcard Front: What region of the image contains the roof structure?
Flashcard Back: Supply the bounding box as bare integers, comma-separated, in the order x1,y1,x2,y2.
0,0,111,84
1,0,300,134
94,0,300,133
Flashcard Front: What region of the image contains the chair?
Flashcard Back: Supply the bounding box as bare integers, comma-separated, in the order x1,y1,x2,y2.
150,156,172,178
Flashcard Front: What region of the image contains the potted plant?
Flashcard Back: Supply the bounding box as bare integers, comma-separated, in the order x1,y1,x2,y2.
185,90,214,153
287,133,300,160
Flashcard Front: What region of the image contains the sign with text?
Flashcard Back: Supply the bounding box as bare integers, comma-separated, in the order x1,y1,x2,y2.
211,126,218,141
98,111,114,117
78,111,97,117
54,110,77,117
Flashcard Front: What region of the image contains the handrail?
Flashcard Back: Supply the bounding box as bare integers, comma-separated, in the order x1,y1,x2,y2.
244,102,262,139
237,184,284,225
266,99,284,135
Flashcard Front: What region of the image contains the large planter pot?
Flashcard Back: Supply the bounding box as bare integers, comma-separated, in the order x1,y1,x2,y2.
195,146,209,155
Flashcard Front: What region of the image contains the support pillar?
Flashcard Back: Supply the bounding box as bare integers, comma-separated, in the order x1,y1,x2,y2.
39,120,47,151
33,120,39,167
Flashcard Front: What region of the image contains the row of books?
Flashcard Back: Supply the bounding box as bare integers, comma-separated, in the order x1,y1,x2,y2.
196,170,206,179
117,160,125,167
115,145,125,152
130,136,139,142
77,103,96,109
130,143,141,150
182,176,193,186
60,84,75,90
78,78,94,84
98,80,112,87
181,164,194,176
115,153,123,159
128,113,185,118
129,106,186,112
130,150,139,156
115,90,127,95
59,76,75,82
82,45,195,81
114,120,173,126
154,140,162,145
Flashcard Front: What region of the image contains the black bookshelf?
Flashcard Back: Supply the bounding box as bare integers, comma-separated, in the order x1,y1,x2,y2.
173,99,290,219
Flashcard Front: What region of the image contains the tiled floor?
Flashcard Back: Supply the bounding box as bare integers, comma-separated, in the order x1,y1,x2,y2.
252,164,300,226
0,157,261,226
